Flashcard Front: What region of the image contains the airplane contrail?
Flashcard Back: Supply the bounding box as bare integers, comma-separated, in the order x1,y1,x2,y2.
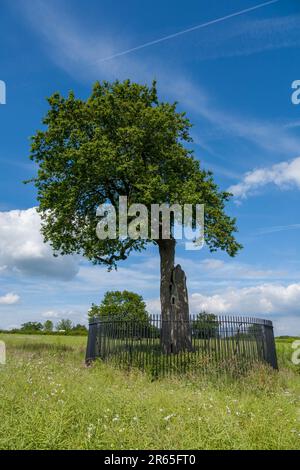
256,224,300,235
95,0,280,63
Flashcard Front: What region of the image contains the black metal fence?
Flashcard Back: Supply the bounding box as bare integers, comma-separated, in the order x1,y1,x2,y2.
86,315,278,376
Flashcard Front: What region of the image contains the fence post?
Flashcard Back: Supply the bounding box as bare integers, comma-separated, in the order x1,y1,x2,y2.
262,321,278,370
85,321,99,364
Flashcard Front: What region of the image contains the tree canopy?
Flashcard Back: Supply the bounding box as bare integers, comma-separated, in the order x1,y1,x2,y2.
20,322,43,332
89,290,149,322
56,319,73,332
28,80,242,269
43,320,54,332
192,312,219,339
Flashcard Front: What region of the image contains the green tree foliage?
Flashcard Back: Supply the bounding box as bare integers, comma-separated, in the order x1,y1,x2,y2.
28,79,241,268
89,291,155,338
56,319,73,332
192,312,219,339
89,290,149,322
43,320,54,333
8,320,87,336
71,324,88,336
20,322,43,332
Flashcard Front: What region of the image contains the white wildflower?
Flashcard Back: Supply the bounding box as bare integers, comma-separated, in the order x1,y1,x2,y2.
164,414,176,421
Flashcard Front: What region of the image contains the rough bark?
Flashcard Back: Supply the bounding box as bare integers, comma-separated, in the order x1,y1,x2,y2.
169,265,193,353
158,239,192,354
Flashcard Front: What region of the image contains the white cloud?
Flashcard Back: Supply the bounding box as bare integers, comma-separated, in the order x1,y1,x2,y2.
18,1,298,69
41,310,60,318
200,259,225,270
189,14,300,61
146,298,161,315
15,0,300,161
74,263,159,293
202,259,285,280
190,282,300,316
41,309,81,320
91,0,282,63
273,315,300,336
178,257,286,282
0,293,20,305
16,0,139,81
0,208,79,280
146,282,300,334
256,224,300,235
170,76,300,158
229,157,300,199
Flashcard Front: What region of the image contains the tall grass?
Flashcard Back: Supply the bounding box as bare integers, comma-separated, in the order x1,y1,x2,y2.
0,334,299,450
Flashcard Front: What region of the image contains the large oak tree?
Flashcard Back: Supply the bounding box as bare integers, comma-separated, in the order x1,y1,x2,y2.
28,80,241,353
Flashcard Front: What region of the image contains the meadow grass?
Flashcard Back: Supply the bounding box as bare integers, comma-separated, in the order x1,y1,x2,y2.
0,334,299,450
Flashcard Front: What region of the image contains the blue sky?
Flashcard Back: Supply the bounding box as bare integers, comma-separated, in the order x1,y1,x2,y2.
0,0,300,334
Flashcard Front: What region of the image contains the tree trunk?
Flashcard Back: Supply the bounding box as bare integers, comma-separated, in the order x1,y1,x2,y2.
158,239,192,354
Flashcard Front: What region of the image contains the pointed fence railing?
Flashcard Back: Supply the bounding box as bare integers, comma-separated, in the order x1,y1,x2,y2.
86,315,278,376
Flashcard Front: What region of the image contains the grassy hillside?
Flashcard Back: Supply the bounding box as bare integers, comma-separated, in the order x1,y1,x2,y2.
0,334,299,450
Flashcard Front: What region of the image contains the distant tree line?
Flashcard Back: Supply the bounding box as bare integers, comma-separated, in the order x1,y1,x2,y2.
1,319,88,336
0,290,221,340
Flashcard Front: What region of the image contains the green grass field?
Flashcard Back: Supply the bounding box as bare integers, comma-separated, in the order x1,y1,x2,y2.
0,333,299,450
